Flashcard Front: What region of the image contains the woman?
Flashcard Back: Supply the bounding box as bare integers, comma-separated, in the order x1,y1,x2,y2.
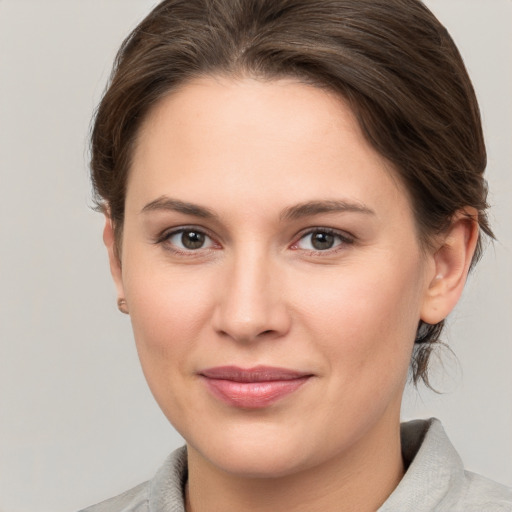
81,0,511,510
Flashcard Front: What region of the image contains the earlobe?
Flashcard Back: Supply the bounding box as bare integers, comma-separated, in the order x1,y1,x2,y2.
103,216,126,306
420,209,479,325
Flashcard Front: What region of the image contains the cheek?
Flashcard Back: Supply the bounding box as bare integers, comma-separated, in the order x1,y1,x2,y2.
121,258,221,426
296,257,424,381
122,254,217,365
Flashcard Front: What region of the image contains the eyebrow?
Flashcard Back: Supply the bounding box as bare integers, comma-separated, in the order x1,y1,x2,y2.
141,196,375,220
280,200,375,221
141,196,218,218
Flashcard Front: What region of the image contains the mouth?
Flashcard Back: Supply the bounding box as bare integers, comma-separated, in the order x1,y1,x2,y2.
199,366,313,409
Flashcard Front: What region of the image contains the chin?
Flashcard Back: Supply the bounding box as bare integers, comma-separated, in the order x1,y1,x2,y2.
184,418,336,479
199,442,315,479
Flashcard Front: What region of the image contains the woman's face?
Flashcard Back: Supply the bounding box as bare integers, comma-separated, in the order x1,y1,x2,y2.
110,76,436,477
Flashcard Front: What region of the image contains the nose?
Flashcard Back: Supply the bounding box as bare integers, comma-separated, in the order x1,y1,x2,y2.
211,249,291,343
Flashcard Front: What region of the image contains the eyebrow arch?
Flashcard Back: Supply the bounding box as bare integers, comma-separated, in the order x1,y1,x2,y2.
141,197,374,221
280,200,375,221
141,196,218,219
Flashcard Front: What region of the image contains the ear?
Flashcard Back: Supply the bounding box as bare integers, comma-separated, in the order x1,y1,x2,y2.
420,209,480,325
103,215,126,302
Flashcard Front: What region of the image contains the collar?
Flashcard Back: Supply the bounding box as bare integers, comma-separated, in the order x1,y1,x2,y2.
147,419,468,512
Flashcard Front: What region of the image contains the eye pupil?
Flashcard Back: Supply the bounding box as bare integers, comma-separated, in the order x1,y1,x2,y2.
311,232,335,250
181,231,205,249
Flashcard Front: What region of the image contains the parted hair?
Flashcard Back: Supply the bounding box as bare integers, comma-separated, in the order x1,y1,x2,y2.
90,0,493,386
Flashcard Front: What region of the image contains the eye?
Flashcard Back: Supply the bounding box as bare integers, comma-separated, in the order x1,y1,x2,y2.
294,229,352,252
164,228,216,251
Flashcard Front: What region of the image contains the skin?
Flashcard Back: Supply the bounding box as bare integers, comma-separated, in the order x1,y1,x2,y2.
104,76,478,512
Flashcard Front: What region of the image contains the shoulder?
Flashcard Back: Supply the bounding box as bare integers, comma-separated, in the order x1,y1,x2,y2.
461,470,512,511
78,481,149,512
78,446,188,512
380,418,512,511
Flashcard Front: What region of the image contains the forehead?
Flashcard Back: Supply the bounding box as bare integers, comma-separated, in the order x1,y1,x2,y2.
137,75,369,160
128,76,409,221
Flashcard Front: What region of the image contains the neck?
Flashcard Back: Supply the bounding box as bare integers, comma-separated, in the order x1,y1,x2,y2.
185,416,404,512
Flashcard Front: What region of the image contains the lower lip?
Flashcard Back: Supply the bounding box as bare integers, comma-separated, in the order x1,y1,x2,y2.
202,377,310,409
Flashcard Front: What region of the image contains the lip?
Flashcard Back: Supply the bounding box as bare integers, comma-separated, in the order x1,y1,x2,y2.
199,366,312,409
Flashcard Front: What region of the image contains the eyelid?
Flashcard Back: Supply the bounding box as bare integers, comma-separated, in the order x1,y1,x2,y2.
155,225,221,253
290,227,355,253
154,225,354,256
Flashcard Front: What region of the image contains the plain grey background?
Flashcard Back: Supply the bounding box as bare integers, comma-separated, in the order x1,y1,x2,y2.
0,1,510,511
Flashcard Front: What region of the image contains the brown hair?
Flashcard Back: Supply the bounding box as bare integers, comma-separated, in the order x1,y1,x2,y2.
90,0,493,386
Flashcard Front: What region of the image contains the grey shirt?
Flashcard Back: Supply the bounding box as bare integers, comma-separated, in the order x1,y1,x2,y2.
79,418,512,511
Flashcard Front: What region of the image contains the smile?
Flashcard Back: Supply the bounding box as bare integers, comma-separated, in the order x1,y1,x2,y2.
199,366,312,409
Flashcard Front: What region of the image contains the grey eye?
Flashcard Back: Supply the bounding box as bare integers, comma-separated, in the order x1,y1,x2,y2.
296,230,344,251
168,229,214,250
311,232,335,250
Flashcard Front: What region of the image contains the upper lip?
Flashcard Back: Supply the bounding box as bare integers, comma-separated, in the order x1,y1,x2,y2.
200,366,312,382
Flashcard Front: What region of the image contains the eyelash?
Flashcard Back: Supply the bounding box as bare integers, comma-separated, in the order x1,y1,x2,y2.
291,227,354,255
155,226,354,256
155,226,219,256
